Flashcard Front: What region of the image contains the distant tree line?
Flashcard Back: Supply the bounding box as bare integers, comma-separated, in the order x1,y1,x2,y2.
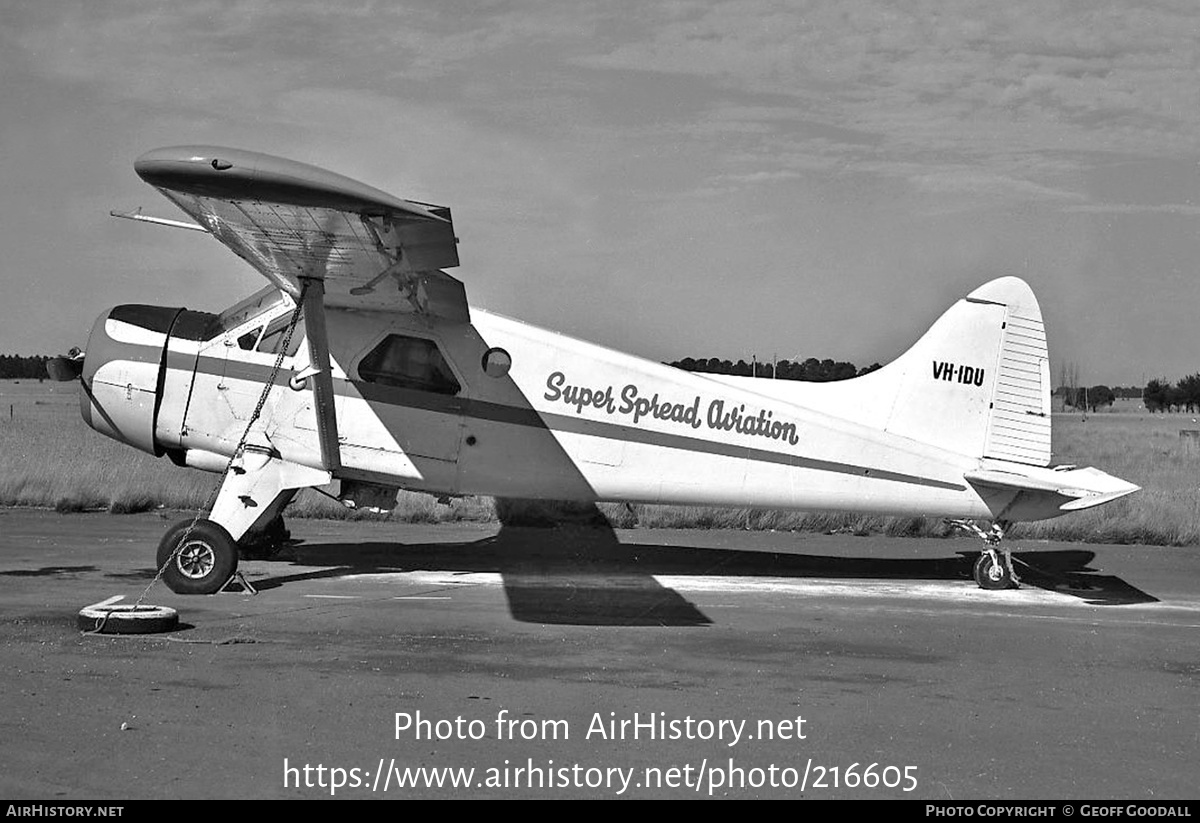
670,356,882,382
1055,379,1200,413
1056,385,1119,412
0,355,50,380
1111,386,1146,399
1142,375,1200,413
4,345,1194,414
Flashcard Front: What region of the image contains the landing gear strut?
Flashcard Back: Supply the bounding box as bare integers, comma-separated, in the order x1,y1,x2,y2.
947,519,1020,590
238,513,294,560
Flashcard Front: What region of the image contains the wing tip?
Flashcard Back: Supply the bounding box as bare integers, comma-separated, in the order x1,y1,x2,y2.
135,145,449,222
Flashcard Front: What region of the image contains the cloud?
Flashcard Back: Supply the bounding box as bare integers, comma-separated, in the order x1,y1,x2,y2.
1,2,601,120
11,1,1197,205
1064,202,1200,216
575,1,1200,194
5,1,1200,380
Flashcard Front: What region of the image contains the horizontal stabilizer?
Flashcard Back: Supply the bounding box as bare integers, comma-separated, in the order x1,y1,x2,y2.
965,467,1139,512
965,469,1065,495
1058,489,1141,512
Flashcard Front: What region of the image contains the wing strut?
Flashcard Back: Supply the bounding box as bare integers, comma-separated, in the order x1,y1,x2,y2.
300,277,342,472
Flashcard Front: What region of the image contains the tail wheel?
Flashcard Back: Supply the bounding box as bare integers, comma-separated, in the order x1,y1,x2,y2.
156,519,238,595
973,552,1016,590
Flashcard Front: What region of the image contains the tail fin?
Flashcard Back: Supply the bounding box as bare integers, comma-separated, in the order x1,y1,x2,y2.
872,277,1050,464
763,277,1051,464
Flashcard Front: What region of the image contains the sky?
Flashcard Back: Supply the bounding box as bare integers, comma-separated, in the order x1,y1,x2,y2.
3,0,1199,387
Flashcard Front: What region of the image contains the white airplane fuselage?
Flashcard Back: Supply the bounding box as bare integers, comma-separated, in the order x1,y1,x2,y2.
79,285,1100,527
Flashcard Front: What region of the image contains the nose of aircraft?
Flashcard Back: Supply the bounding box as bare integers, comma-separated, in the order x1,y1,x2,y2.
77,305,182,455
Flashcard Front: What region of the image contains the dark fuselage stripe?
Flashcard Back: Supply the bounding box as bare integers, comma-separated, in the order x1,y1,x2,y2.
176,352,965,492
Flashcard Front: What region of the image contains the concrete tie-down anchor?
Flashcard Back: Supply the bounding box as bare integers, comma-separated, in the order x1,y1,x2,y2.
78,595,179,635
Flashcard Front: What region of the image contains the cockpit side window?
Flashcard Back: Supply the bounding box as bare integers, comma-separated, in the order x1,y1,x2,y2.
256,311,305,356
207,286,292,341
357,335,460,395
237,327,263,351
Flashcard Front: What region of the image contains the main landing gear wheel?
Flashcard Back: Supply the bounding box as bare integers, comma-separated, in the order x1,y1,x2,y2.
973,551,1017,590
156,519,238,595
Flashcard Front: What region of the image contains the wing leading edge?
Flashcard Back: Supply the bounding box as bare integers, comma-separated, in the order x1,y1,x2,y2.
134,146,467,320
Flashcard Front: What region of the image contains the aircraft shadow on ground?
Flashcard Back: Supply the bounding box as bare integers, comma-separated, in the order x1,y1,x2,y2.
995,550,1158,606
249,520,1157,625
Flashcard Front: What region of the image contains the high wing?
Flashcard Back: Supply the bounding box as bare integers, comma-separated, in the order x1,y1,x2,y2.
133,145,472,474
134,146,468,321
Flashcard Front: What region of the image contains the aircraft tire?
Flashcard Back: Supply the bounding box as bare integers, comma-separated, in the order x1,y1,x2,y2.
973,553,1016,590
156,519,238,595
78,603,179,634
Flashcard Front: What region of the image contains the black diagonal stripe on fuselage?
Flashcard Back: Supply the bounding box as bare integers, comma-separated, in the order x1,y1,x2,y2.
186,354,965,492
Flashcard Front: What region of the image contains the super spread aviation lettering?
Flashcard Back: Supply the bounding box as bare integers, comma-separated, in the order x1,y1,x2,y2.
543,371,800,445
706,399,800,445
542,371,618,415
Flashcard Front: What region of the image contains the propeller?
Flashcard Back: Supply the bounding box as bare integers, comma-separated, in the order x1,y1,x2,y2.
46,347,85,382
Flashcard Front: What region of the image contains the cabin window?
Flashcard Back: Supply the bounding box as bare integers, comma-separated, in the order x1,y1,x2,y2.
358,335,461,395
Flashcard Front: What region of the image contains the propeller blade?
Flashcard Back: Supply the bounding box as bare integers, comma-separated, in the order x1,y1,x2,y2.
46,348,84,382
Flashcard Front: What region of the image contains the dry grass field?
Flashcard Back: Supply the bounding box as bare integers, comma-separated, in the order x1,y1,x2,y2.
0,380,493,523
1,382,1196,545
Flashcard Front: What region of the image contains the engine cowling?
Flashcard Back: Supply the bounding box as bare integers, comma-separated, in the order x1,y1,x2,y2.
80,305,182,455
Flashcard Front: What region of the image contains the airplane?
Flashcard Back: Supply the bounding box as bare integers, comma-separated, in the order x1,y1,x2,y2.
48,145,1139,596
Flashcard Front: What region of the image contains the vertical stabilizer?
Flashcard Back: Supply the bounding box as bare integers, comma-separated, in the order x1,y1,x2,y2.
876,276,1051,465
755,277,1053,465
698,277,1054,465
